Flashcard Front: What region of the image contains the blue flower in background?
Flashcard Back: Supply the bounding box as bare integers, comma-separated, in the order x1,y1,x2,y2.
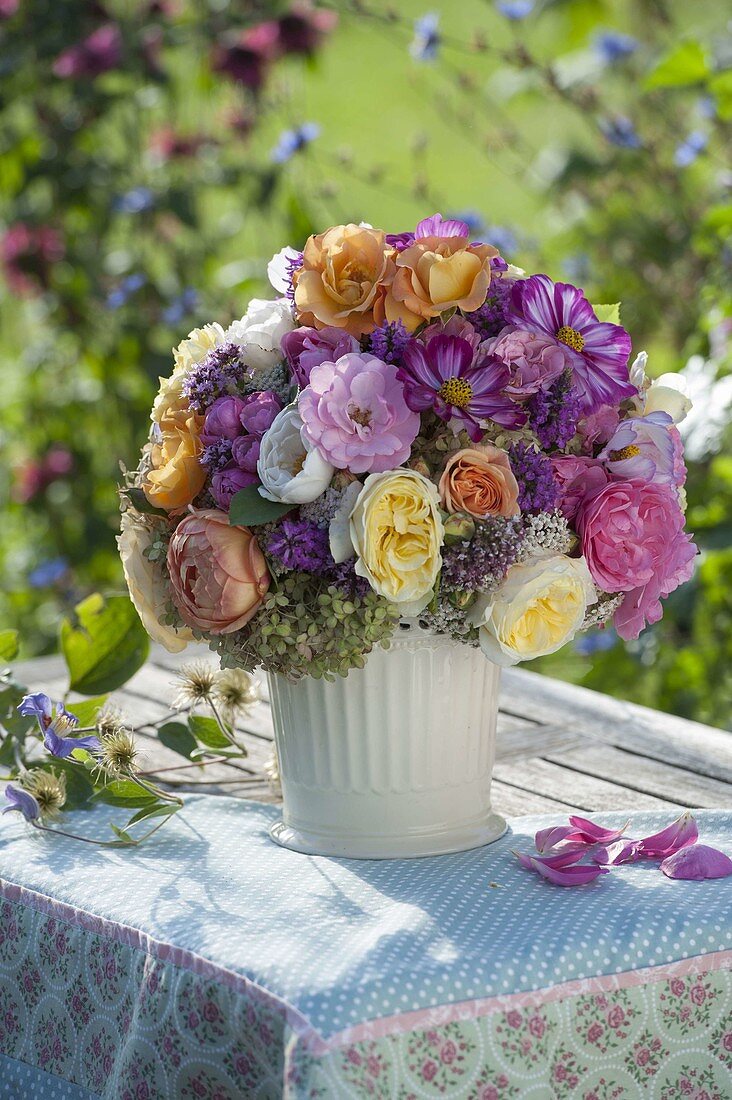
562,253,591,283
595,31,638,64
449,210,486,237
2,784,40,822
674,131,707,168
575,629,617,656
600,116,642,149
271,123,321,164
162,287,198,325
106,273,145,310
113,187,155,214
484,225,519,257
410,13,440,61
697,96,716,120
29,558,68,588
496,1,534,20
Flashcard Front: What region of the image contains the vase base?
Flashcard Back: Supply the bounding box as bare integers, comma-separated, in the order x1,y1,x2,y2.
268,813,508,860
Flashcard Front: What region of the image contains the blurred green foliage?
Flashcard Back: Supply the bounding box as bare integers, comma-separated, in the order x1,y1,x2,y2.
0,0,730,726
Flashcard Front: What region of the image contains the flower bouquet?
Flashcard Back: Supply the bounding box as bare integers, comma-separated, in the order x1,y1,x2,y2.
120,213,696,857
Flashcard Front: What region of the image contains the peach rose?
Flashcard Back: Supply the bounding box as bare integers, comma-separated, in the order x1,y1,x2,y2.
143,396,206,512
293,223,395,337
167,509,270,635
384,235,498,332
439,445,520,519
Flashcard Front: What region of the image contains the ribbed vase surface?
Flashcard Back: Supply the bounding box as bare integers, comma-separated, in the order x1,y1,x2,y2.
268,625,506,858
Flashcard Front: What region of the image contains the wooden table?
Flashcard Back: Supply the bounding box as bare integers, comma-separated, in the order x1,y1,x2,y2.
17,646,732,816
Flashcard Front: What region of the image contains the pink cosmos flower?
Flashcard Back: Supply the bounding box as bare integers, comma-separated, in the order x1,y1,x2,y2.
576,479,696,639
298,352,420,473
550,455,608,522
482,325,570,398
167,510,269,634
281,326,359,388
508,274,635,412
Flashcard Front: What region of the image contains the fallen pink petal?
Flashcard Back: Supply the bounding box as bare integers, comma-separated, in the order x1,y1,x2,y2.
534,824,578,853
514,848,586,871
637,811,698,858
593,838,642,866
528,858,609,887
566,815,630,845
660,843,732,881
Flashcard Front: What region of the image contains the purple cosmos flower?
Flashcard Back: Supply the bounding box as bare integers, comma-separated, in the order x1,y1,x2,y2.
2,784,40,821
414,212,470,239
597,411,676,484
508,274,635,412
211,464,258,511
281,326,360,389
299,352,420,473
398,335,525,441
239,391,283,437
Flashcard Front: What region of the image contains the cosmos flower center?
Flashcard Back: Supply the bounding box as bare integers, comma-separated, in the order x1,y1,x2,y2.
556,325,585,353
609,444,641,461
439,377,473,409
348,404,373,428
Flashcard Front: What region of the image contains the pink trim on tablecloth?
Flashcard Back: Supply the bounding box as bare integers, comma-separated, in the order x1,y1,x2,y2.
2,875,730,1059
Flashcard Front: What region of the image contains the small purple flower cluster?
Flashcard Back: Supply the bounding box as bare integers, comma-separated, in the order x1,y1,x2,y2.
182,343,245,413
465,273,513,338
527,369,582,450
201,438,233,472
440,517,524,593
508,442,560,513
367,320,411,365
266,518,332,573
285,250,304,303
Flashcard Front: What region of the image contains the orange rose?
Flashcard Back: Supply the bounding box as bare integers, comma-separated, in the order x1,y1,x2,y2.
293,224,395,337
384,235,498,332
143,397,206,512
439,445,520,519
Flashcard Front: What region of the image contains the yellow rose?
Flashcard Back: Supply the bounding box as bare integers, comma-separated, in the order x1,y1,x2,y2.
469,555,596,666
152,322,225,424
143,397,206,512
293,224,395,337
384,235,498,332
117,511,194,652
349,469,444,614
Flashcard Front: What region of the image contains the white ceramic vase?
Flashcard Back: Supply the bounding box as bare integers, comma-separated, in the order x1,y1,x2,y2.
267,622,506,859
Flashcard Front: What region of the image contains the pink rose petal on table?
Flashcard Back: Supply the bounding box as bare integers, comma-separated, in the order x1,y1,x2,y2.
527,858,609,887
593,839,642,866
637,811,698,858
534,825,579,853
567,815,630,845
660,844,732,881
514,849,586,871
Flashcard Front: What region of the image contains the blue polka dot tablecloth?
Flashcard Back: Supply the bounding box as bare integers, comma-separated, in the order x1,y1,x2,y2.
1,798,730,1099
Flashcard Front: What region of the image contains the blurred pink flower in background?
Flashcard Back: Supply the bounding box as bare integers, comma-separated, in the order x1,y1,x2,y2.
2,223,64,296
53,24,123,79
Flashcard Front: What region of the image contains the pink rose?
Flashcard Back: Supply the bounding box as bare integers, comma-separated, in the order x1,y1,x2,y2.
506,1010,522,1029
670,979,686,996
482,324,569,398
607,1006,625,1029
588,1023,604,1043
281,326,360,388
636,1048,649,1066
690,985,706,1006
551,455,608,522
577,404,620,450
554,1064,567,1081
481,1088,498,1100
576,479,696,639
167,509,270,634
422,1060,438,1082
528,1015,545,1038
440,1041,457,1064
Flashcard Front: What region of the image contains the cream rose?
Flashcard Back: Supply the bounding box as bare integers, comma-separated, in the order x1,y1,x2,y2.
117,511,194,653
349,469,444,614
469,555,596,666
225,297,295,373
257,405,334,504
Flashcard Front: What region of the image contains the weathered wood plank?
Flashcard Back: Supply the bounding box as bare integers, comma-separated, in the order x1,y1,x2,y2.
491,782,580,817
492,758,686,812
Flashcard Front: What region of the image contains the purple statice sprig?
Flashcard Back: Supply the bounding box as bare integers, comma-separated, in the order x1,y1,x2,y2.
527,368,582,451
508,442,560,514
201,438,233,472
440,516,524,594
366,320,411,366
182,343,247,414
464,272,513,339
266,517,333,574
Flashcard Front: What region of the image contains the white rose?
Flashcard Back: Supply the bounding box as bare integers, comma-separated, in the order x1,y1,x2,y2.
117,512,194,653
225,297,295,372
628,351,692,424
469,555,596,667
257,405,334,504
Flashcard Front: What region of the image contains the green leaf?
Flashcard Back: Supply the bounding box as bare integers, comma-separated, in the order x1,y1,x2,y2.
126,803,178,827
158,721,198,760
592,303,621,325
60,594,149,695
645,41,709,90
229,486,293,527
110,824,135,844
188,714,231,749
67,695,108,728
190,745,245,760
710,70,732,121
0,630,19,662
122,487,169,518
92,778,156,808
